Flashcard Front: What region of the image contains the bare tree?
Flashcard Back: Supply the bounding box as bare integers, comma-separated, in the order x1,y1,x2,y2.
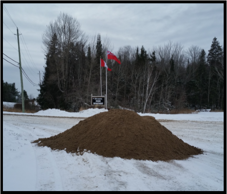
154,42,187,111
185,45,202,75
143,61,160,113
42,12,86,93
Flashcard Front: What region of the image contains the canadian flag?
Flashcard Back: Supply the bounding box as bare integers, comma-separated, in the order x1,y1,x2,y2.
107,50,121,64
100,58,112,71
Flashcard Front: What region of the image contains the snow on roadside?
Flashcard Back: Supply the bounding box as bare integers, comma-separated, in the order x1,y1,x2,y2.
3,100,223,122
138,112,223,122
3,101,16,108
3,107,223,122
3,108,108,118
34,108,108,117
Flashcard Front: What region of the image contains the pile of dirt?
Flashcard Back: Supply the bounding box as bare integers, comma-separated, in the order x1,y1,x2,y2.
32,109,203,161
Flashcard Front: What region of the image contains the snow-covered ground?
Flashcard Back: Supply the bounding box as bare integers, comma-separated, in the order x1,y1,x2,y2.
3,101,17,108
3,107,224,191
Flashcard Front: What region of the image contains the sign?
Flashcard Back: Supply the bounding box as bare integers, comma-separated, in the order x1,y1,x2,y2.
91,96,105,105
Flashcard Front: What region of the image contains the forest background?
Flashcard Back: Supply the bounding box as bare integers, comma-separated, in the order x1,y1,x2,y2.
3,13,224,113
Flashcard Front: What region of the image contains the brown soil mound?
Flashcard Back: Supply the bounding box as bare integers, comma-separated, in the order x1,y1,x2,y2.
32,109,203,161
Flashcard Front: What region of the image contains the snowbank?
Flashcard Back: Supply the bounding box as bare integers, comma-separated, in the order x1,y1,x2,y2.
138,112,224,122
3,105,223,122
35,108,108,117
3,101,16,108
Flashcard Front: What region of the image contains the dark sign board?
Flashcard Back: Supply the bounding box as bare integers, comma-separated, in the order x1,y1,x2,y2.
92,97,105,105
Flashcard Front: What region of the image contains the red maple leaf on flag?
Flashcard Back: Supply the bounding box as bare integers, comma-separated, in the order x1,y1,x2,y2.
107,51,121,64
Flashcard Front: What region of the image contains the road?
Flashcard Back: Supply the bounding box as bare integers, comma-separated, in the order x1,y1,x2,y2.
3,114,224,191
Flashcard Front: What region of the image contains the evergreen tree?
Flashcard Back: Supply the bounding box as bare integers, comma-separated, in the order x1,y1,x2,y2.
96,34,103,66
207,37,223,109
37,12,224,111
185,59,198,109
93,34,104,94
186,48,209,109
37,59,56,109
37,33,66,109
194,49,207,108
23,90,29,100
169,55,179,108
150,51,156,63
207,37,223,66
3,81,19,102
170,55,175,73
139,45,147,65
86,45,92,101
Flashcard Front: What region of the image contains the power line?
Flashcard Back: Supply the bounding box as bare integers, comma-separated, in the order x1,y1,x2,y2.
6,28,38,79
3,5,18,28
22,70,36,86
3,37,18,51
3,6,40,88
3,21,15,35
12,29,36,77
20,48,38,77
21,68,39,86
3,57,19,68
21,34,41,72
20,34,41,74
3,17,40,87
21,68,34,86
3,21,18,51
3,53,19,64
3,56,39,87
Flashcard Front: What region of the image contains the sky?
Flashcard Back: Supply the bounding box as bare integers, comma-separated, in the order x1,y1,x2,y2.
2,3,224,98
3,107,224,191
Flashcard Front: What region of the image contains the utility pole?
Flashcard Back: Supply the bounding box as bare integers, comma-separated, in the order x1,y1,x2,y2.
15,28,25,112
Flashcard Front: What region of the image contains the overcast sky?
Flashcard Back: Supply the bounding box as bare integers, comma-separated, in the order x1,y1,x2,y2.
2,3,224,99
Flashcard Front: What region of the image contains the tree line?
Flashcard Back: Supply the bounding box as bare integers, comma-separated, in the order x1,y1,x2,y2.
3,80,30,103
37,13,224,113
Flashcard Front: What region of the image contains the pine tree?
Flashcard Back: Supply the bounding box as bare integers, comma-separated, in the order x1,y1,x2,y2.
139,45,147,65
194,49,207,108
169,55,180,108
93,34,103,94
207,37,223,109
96,34,103,66
207,37,223,66
37,59,56,109
86,46,92,102
23,90,29,100
37,33,65,109
3,81,19,102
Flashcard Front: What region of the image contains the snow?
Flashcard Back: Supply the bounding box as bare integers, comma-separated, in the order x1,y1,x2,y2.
138,112,223,122
3,101,39,108
35,108,108,117
3,106,224,191
3,101,16,108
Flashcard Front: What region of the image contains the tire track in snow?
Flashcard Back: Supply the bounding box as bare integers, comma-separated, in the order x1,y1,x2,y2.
5,118,64,191
26,129,64,191
4,114,82,191
101,157,128,190
3,121,37,191
42,146,63,191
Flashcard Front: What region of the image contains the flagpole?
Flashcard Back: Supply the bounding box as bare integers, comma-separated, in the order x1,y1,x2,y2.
100,57,102,96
